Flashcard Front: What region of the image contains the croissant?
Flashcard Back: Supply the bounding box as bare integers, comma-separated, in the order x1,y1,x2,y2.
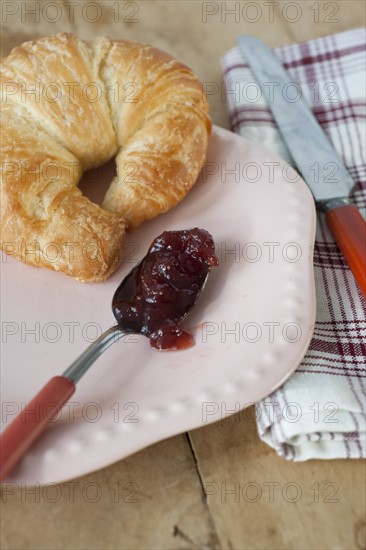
0,33,211,282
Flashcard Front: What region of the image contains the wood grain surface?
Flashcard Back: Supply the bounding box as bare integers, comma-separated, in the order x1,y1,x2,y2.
1,1,365,549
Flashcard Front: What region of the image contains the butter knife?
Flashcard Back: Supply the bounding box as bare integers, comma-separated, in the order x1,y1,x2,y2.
237,36,366,297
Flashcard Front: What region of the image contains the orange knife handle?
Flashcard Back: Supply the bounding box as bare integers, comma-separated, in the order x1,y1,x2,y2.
0,376,75,481
326,204,366,297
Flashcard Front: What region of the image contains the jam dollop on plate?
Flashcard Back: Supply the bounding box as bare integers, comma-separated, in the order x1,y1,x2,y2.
112,228,218,351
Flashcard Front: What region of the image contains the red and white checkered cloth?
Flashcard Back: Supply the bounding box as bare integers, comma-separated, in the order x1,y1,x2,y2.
221,28,366,460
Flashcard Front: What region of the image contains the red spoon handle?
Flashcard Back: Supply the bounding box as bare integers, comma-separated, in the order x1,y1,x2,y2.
326,204,366,297
0,376,75,481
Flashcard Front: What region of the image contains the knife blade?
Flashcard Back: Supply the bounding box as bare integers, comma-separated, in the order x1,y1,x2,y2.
237,35,366,297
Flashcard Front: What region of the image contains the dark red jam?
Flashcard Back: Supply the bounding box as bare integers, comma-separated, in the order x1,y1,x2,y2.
112,228,218,351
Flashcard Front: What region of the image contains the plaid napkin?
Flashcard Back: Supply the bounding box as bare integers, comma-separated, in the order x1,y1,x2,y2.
221,28,366,460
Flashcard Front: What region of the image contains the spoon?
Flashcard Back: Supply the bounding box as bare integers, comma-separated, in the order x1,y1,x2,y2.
0,228,218,481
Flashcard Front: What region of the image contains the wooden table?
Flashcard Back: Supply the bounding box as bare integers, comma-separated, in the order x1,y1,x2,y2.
1,2,365,548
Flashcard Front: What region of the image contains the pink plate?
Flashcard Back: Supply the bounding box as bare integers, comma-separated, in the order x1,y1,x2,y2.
1,126,316,484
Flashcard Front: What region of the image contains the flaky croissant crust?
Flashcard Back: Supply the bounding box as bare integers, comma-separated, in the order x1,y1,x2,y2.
0,33,211,282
